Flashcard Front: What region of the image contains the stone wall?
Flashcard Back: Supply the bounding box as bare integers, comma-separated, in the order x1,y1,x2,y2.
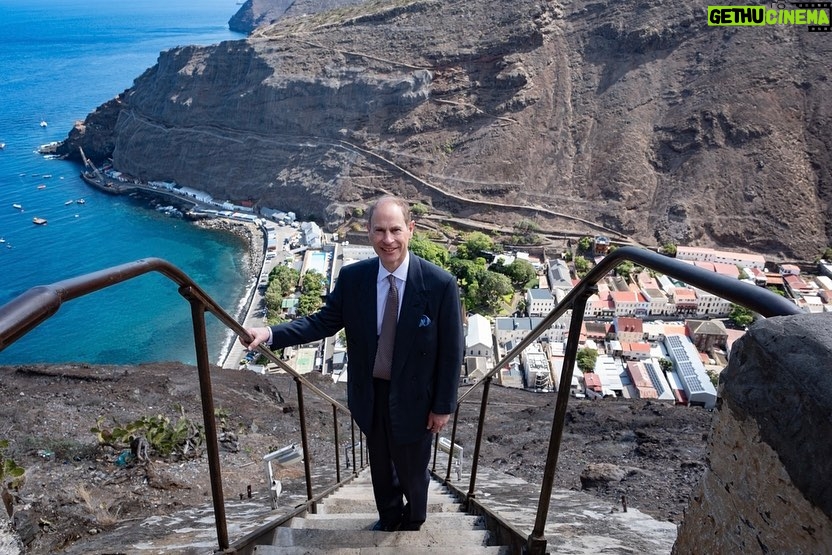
673,313,832,554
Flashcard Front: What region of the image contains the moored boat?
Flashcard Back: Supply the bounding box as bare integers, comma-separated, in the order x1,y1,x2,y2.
32,217,47,225
12,203,22,210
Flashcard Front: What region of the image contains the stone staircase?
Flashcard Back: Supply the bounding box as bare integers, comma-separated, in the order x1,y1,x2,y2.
252,468,510,554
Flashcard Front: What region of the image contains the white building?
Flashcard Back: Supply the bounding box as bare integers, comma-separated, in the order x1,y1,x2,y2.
527,288,555,317
694,287,732,317
523,344,551,390
663,334,717,409
494,317,562,346
300,221,323,249
466,314,493,360
547,258,573,291
641,359,677,402
593,355,628,397
676,246,766,270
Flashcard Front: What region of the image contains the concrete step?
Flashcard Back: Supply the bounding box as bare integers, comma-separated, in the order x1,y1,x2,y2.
316,499,464,514
329,489,454,501
253,546,512,554
289,512,485,531
266,527,493,548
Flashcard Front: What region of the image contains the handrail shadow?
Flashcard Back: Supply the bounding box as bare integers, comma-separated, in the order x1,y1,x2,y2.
0,257,368,552
433,246,801,554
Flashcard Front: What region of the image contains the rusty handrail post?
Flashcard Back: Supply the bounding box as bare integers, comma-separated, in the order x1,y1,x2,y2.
431,432,440,472
526,285,597,555
295,378,315,510
182,287,228,550
466,375,492,501
350,422,357,475
360,432,365,468
446,407,461,482
333,406,341,483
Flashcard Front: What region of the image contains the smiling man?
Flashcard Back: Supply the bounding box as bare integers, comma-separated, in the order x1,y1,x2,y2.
240,195,464,532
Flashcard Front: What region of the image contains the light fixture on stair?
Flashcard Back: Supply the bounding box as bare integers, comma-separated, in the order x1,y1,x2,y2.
264,444,303,509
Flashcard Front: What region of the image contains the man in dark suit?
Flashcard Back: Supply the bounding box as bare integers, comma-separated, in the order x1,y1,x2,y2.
241,195,464,532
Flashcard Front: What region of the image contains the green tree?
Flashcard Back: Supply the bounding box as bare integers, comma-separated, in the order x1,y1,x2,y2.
573,255,590,276
411,203,429,217
410,232,450,268
490,259,537,289
577,236,592,252
297,293,322,316
457,232,495,260
264,281,284,314
820,246,832,261
509,220,542,245
661,243,678,257
449,257,488,286
729,304,755,328
614,260,634,277
475,271,513,312
302,270,325,295
269,264,300,296
658,357,673,373
576,348,598,373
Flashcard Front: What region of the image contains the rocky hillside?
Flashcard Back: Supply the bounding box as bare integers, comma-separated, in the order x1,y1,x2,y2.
0,363,712,553
57,0,832,261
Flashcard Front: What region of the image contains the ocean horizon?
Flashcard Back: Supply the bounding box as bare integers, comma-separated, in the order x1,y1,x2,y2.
0,0,252,365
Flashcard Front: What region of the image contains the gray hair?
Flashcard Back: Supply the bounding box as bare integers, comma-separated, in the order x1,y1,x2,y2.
366,196,412,225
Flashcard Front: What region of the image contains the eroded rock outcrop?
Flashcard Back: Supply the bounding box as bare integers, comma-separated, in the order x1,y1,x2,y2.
58,0,832,260
673,313,832,554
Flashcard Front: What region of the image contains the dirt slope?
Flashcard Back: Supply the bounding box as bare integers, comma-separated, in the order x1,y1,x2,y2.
0,362,712,553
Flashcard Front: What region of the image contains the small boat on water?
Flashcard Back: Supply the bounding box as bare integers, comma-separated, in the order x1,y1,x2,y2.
40,120,48,128
76,199,86,204
37,184,46,190
65,200,74,205
42,174,52,179
32,217,47,225
12,203,22,210
0,142,5,149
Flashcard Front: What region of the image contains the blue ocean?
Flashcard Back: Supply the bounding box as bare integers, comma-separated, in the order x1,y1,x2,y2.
0,0,250,365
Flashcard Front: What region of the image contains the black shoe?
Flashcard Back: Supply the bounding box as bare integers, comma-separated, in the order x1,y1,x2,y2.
399,521,423,531
371,519,401,532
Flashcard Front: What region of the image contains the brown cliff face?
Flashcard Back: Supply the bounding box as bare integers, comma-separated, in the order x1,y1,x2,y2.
58,0,832,261
228,0,367,34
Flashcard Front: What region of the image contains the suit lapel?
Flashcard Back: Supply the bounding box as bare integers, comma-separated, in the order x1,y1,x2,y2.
392,255,428,375
361,259,380,358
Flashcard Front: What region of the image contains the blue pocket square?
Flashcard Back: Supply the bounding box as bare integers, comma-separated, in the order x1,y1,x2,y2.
418,315,431,328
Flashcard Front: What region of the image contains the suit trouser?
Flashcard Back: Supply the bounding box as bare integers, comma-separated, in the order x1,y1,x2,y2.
368,378,433,526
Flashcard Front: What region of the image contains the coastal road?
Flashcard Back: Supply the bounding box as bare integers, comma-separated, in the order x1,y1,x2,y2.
221,225,299,370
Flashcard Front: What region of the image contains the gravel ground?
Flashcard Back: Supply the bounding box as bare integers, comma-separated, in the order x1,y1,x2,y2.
0,362,713,553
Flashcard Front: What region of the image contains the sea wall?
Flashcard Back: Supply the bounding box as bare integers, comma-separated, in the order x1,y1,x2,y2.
673,313,832,554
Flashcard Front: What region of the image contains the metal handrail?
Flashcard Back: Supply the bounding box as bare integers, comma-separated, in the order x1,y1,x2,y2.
0,257,366,552
0,249,806,553
436,246,801,554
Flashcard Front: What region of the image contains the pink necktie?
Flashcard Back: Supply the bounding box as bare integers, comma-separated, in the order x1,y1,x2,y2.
373,274,398,380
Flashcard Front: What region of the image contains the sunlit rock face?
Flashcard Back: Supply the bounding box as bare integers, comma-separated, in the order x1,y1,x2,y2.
59,0,832,259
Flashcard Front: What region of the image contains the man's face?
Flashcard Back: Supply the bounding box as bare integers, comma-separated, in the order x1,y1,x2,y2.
368,200,414,272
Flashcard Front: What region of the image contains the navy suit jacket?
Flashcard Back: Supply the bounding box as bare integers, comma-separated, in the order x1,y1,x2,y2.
269,254,464,444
